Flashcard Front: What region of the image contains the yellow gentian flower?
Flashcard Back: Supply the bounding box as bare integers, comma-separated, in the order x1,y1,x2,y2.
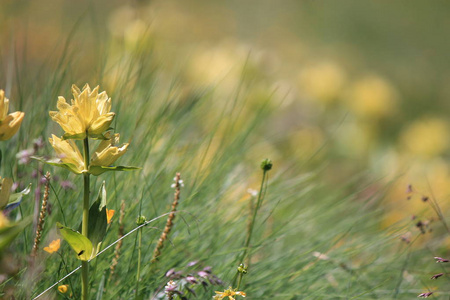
0,89,24,141
91,133,129,167
49,84,115,139
44,239,61,254
213,287,246,300
57,284,69,293
49,134,85,174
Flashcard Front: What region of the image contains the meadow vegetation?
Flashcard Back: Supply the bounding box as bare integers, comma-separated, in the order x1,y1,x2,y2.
0,1,449,299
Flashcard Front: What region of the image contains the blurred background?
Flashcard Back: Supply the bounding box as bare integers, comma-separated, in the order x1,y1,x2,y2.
2,0,450,235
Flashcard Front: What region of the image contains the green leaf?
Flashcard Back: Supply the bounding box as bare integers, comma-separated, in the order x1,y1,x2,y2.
57,222,94,261
86,181,108,254
62,132,87,140
89,165,141,176
88,132,110,140
31,156,83,174
6,183,32,209
0,217,32,252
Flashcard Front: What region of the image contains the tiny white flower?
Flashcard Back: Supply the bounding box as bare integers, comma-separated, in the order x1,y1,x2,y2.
247,188,258,197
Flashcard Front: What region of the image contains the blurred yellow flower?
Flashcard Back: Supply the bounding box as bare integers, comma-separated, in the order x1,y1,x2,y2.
345,75,397,118
44,239,61,254
57,284,69,293
91,133,129,167
214,287,246,300
298,62,346,104
0,89,24,141
106,208,115,224
0,213,9,228
399,118,449,158
49,84,115,139
49,134,86,174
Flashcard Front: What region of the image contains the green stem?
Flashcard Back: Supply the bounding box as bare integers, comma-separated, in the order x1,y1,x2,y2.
236,272,243,290
82,136,90,300
135,227,142,299
134,228,142,299
240,169,268,264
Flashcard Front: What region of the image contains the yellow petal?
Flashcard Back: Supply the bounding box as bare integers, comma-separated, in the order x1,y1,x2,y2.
44,239,61,253
89,113,115,135
106,209,115,224
49,135,85,173
91,134,129,167
50,84,115,138
58,284,69,293
0,111,25,141
0,90,9,120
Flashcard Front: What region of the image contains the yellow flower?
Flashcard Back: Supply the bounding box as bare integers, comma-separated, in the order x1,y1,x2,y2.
49,84,115,139
91,133,129,167
49,135,86,174
58,284,69,293
106,208,115,224
345,75,397,119
44,239,61,254
213,287,246,300
0,89,24,141
399,117,449,158
0,212,9,228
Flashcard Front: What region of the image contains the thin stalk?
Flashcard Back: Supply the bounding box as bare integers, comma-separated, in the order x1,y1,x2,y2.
236,272,243,290
240,169,268,264
81,136,90,300
135,227,142,299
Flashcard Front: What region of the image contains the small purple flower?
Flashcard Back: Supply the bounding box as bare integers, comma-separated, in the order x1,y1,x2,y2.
166,268,176,277
60,180,76,190
430,273,443,280
418,292,433,298
16,149,34,165
197,271,208,278
40,176,48,185
435,257,449,263
202,266,212,273
11,182,19,191
33,137,45,150
187,260,198,267
186,275,198,284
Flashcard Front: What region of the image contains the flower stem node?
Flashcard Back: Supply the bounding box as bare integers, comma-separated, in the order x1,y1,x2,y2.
136,215,147,226
260,158,273,171
237,264,248,275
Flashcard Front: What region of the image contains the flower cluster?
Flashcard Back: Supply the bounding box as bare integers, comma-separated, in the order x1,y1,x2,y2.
49,84,114,140
47,84,132,176
156,262,223,299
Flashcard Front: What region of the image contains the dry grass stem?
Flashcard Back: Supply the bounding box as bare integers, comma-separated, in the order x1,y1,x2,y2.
151,172,182,263
31,172,50,257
